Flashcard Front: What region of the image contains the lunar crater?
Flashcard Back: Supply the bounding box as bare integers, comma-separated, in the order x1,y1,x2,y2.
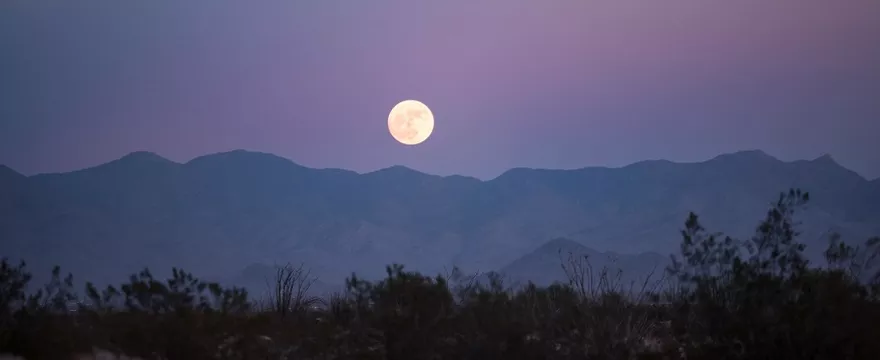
388,100,434,145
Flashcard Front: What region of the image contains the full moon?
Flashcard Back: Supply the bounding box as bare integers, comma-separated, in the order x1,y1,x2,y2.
387,100,434,145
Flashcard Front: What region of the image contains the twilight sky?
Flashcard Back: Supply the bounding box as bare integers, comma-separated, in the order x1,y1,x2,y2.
1,0,879,179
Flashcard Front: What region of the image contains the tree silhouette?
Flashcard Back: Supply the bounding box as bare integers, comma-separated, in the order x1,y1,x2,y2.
0,188,879,359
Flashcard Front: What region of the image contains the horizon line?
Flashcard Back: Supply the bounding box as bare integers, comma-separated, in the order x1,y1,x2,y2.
4,148,870,182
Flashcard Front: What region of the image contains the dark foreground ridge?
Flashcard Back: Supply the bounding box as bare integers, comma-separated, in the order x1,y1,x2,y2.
2,189,880,359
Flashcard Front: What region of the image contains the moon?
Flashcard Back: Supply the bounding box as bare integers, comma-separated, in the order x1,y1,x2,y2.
388,100,434,145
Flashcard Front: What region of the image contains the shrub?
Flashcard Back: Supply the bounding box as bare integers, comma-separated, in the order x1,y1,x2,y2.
0,188,878,359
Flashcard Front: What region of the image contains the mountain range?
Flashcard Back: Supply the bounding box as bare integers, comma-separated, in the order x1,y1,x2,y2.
497,238,668,290
1,149,878,295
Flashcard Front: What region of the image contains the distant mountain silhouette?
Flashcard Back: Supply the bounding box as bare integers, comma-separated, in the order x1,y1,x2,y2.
0,165,25,190
1,149,878,289
496,238,668,289
0,165,27,232
0,165,24,179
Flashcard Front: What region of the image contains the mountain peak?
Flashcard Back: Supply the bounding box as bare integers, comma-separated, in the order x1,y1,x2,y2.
492,167,538,182
112,151,176,168
119,151,174,164
185,150,302,169
797,152,867,181
535,237,588,253
811,153,838,165
734,149,771,156
72,151,178,175
367,165,431,178
709,149,779,163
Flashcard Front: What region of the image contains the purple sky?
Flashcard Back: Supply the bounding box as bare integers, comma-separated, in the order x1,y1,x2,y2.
2,0,879,179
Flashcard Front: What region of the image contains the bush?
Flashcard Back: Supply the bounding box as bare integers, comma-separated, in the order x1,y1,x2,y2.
0,188,878,359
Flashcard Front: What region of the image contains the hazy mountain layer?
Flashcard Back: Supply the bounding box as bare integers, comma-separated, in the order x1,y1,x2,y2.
1,149,878,289
496,238,668,290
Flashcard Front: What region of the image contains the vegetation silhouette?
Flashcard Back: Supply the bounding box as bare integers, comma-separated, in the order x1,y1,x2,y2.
1,189,879,359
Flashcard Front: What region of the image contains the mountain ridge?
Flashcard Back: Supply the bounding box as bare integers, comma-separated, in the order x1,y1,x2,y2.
4,149,866,182
0,164,25,179
1,149,878,289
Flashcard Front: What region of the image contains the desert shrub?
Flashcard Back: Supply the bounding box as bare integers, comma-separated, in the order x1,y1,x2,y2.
0,188,878,359
666,189,880,359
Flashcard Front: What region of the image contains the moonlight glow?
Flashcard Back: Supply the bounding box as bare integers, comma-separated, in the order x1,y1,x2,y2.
387,100,435,145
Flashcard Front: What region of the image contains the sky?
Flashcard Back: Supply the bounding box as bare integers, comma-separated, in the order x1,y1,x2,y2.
1,0,879,180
